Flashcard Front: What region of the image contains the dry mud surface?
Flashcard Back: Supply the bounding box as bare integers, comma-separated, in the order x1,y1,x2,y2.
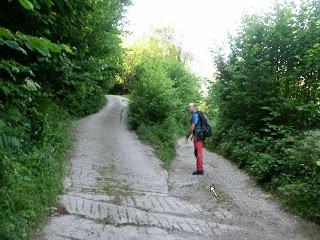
32,95,320,240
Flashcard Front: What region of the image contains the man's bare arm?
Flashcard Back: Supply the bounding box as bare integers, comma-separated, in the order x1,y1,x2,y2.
186,123,195,138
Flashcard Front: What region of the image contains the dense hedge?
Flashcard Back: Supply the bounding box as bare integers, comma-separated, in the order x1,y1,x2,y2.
207,0,320,223
0,0,129,239
125,29,201,164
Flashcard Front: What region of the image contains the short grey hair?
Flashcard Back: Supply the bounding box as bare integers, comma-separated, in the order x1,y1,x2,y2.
187,103,196,109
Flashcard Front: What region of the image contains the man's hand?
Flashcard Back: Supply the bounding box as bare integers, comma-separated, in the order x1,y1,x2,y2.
185,135,189,142
186,123,195,142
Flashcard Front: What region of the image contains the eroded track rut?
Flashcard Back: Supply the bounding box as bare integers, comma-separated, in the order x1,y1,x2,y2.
33,96,320,240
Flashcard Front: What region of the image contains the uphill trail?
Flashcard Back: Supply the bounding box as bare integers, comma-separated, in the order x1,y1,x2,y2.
32,95,320,240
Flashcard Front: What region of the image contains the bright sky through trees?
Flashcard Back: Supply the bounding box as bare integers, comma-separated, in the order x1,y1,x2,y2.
123,0,301,78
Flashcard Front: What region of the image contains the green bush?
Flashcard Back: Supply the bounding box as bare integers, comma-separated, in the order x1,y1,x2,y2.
137,117,177,166
275,131,320,222
0,0,129,239
128,56,179,163
129,57,177,127
0,104,72,240
126,30,200,163
208,122,320,223
206,0,320,223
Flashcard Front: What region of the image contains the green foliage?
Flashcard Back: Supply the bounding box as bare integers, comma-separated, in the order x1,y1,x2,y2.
137,118,177,166
207,0,320,223
0,0,129,239
0,104,72,240
126,29,200,163
18,0,34,10
0,26,68,56
129,57,177,126
0,120,20,150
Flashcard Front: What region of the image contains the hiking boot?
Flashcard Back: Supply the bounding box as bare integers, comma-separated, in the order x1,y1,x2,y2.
192,170,204,175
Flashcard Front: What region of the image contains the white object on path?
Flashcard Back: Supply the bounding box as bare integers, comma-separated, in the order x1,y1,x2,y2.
210,185,218,197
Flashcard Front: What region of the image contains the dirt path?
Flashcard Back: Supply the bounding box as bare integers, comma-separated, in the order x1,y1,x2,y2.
33,95,320,240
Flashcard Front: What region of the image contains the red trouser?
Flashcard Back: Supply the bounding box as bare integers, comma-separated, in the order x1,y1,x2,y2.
193,138,203,171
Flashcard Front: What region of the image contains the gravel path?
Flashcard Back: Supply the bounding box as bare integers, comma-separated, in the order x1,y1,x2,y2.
32,95,320,240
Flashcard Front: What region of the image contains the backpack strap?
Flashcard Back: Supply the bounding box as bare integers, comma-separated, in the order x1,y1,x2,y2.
198,111,204,126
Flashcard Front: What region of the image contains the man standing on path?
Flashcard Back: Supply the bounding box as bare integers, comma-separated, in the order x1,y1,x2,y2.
185,103,204,175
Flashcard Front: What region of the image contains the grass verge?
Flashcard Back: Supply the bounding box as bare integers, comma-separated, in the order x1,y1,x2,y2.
0,97,107,240
0,105,72,240
136,123,178,168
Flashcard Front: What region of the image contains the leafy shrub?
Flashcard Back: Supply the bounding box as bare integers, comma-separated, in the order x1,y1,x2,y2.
0,104,72,240
137,117,178,166
0,0,129,238
129,57,177,127
128,56,179,163
126,29,201,163
206,0,320,223
278,181,320,222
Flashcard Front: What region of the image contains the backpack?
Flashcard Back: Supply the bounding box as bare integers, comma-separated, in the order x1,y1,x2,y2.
198,111,212,139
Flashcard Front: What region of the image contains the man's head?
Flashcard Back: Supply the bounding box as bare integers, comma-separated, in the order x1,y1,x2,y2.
187,103,197,113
